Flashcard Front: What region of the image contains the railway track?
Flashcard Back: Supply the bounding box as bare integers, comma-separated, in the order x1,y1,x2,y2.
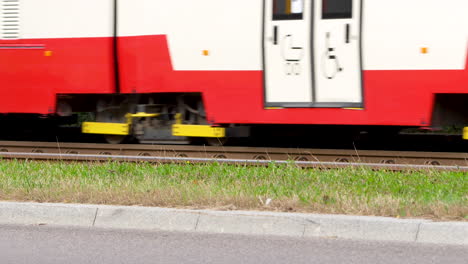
0,141,467,171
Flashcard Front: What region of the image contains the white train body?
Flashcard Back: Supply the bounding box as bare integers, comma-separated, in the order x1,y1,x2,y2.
0,0,467,128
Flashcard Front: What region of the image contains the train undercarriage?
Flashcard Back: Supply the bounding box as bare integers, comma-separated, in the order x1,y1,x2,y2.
53,93,468,145
56,93,248,145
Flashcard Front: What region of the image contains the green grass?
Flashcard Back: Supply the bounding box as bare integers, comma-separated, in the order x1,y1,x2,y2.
0,160,466,220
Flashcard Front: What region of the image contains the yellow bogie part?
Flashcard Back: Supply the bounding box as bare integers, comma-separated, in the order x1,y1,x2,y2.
125,113,159,124
83,112,159,136
83,111,225,140
172,124,226,138
173,113,226,138
463,127,468,140
82,122,130,136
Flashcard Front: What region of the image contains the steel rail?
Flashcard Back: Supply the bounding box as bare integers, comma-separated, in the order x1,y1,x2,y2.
1,152,468,171
0,141,467,170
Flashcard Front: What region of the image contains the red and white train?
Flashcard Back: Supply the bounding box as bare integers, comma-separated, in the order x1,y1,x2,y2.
1,0,467,143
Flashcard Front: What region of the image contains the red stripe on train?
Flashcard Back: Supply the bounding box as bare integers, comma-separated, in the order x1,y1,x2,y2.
0,35,466,127
118,35,468,126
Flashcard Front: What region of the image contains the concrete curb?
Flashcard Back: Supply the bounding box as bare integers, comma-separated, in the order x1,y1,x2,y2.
0,202,466,245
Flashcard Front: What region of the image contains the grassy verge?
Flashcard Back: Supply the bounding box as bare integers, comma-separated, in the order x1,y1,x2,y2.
0,160,466,220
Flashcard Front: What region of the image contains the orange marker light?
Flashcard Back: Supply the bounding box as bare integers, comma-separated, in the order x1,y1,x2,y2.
421,47,428,54
44,51,53,57
203,50,209,56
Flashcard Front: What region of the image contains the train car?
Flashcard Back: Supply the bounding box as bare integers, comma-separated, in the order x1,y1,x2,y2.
0,0,467,144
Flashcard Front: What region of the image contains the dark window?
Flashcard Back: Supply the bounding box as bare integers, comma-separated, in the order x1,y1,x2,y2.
322,0,352,19
273,0,304,21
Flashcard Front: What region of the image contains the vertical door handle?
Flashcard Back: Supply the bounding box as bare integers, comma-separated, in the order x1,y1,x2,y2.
273,26,278,45
345,24,350,44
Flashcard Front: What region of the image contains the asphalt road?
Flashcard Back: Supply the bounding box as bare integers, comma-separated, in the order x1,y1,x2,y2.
0,225,466,264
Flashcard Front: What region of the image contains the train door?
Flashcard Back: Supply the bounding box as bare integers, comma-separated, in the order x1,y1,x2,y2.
263,0,363,108
313,0,363,106
264,0,314,107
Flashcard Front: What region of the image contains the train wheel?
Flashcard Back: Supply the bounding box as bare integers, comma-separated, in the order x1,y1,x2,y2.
204,137,228,146
104,135,127,145
96,103,131,144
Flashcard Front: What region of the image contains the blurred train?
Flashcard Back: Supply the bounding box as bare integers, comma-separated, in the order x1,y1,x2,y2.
0,0,467,144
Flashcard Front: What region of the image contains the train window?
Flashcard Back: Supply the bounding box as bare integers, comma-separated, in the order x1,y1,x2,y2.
322,0,352,19
273,0,304,20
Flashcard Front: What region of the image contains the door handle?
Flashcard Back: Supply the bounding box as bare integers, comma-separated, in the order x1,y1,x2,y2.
345,24,350,44
273,26,278,45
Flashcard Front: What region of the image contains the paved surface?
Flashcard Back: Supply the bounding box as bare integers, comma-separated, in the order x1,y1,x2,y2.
1,202,467,245
0,224,466,264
